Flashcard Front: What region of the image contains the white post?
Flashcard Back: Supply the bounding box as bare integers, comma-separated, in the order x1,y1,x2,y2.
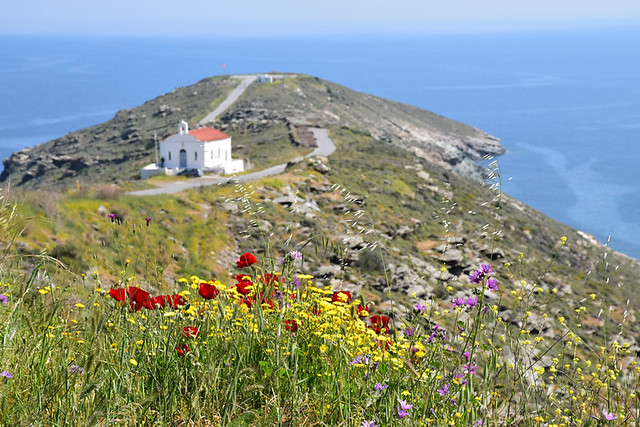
154,132,159,166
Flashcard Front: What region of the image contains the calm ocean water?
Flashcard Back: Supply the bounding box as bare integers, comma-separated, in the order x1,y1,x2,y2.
1,29,640,257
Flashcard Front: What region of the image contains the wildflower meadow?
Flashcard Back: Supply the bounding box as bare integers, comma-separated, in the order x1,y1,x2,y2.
0,179,638,427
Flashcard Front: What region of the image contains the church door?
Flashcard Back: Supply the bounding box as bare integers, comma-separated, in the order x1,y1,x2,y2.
179,149,187,168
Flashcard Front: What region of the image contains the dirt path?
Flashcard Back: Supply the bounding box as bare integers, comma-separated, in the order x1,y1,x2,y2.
126,128,335,196
198,75,257,125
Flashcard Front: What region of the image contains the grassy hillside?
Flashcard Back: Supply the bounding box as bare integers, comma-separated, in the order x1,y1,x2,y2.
1,134,638,424
0,75,638,425
8,125,640,355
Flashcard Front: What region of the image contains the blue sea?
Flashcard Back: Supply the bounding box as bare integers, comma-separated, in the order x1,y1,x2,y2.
1,28,640,258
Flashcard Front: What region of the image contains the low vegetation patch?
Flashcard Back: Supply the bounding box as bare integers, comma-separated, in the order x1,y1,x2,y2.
0,191,638,426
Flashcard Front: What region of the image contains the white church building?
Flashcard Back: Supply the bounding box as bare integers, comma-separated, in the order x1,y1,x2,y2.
141,121,244,179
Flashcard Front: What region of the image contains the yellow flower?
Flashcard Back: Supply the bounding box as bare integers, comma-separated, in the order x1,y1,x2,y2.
75,303,85,308
129,359,138,366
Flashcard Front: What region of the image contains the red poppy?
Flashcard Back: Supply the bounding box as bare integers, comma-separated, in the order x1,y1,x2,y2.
128,301,142,312
369,315,391,334
141,300,154,310
356,305,369,317
182,326,199,338
284,319,299,333
331,291,351,304
261,273,282,287
151,294,185,309
176,344,191,357
199,282,220,300
235,280,253,295
149,295,166,309
238,296,255,309
109,287,126,301
168,294,186,309
126,286,150,305
260,299,274,310
236,252,257,269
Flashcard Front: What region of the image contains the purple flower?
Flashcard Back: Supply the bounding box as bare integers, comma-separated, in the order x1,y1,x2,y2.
69,365,85,375
479,263,493,275
463,351,470,361
403,326,415,337
372,361,380,372
374,382,388,391
397,399,413,419
350,354,370,365
451,297,465,308
462,363,477,375
281,250,303,264
469,270,482,284
397,408,409,419
603,410,617,421
361,421,379,427
0,370,13,378
437,383,450,396
292,276,301,289
465,296,478,308
145,217,151,227
473,421,483,427
454,370,468,385
413,302,427,311
398,399,412,410
0,294,7,304
470,263,494,285
486,277,498,291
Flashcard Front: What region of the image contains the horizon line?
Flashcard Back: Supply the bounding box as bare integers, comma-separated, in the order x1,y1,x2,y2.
1,19,639,39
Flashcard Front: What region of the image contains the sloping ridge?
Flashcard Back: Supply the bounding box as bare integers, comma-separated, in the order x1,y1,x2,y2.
0,74,503,190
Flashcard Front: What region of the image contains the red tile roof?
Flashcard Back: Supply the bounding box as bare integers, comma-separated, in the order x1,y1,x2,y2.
189,128,230,142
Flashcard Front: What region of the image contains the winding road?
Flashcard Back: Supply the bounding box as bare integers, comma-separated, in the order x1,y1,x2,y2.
127,128,335,196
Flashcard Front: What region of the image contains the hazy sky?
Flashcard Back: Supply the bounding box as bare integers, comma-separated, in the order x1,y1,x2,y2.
2,0,640,36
